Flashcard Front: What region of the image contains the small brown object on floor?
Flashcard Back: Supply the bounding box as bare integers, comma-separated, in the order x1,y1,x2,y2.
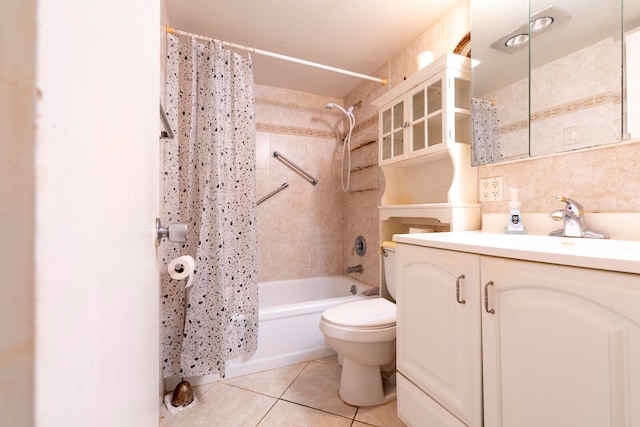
171,380,194,407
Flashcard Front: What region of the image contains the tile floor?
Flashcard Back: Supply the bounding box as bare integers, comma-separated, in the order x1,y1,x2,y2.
160,356,406,427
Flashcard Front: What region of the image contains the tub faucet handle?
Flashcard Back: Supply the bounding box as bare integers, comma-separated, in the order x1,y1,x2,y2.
352,236,366,256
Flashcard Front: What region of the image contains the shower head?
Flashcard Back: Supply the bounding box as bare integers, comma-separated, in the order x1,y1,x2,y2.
325,103,356,121
326,101,362,115
325,103,348,115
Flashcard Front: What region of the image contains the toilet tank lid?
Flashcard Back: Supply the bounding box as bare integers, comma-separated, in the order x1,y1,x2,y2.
322,298,396,328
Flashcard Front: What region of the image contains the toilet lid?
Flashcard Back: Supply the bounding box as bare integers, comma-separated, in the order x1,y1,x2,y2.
322,298,396,329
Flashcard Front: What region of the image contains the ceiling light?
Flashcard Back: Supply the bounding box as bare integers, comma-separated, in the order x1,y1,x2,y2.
505,34,529,48
490,6,571,53
530,16,554,33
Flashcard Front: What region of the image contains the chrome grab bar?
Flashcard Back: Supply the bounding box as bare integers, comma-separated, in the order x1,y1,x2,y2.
257,181,288,205
273,151,318,185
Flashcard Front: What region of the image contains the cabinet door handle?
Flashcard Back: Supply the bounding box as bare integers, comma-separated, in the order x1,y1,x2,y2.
484,281,495,314
455,274,466,304
402,122,411,128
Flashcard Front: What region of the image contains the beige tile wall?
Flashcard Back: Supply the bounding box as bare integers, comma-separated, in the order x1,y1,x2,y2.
255,85,347,282
479,139,640,214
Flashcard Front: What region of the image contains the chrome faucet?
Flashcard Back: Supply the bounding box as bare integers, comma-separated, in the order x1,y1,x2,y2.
549,196,608,239
346,264,363,274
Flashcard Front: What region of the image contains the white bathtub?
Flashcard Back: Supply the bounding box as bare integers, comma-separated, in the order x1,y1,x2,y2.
224,275,374,379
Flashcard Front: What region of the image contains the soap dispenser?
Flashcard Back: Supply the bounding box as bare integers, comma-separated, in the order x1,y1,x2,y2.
503,188,527,234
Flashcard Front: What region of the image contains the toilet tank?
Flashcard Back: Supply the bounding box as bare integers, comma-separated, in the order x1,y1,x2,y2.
382,242,397,300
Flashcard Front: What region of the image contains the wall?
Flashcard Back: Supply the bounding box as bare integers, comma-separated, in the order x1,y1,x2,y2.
255,85,348,282
342,0,472,288
0,1,36,425
479,139,640,215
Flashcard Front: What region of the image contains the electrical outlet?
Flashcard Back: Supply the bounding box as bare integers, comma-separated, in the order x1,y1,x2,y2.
479,177,503,202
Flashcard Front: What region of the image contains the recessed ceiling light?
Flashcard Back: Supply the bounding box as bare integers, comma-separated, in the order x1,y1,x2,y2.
505,34,529,48
490,6,571,53
530,16,554,33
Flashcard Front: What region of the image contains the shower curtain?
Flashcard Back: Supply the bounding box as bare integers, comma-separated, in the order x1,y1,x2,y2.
471,98,502,165
161,34,258,378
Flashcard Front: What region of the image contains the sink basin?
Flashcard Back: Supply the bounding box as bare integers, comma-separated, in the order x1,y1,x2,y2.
393,231,640,274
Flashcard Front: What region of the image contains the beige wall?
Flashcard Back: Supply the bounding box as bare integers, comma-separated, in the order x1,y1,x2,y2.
255,85,348,282
0,1,36,425
479,140,640,215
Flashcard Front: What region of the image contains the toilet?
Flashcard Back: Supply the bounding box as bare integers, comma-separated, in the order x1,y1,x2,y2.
319,242,397,407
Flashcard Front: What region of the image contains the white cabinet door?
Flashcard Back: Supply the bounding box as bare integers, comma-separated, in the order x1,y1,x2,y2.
396,244,482,427
481,257,640,427
379,99,407,164
398,374,468,427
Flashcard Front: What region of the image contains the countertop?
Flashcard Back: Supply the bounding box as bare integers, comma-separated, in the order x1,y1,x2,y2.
393,231,640,275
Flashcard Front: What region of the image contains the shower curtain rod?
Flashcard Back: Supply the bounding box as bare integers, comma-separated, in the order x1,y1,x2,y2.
166,26,388,85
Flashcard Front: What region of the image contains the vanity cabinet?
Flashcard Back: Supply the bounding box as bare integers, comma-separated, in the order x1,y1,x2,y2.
396,244,483,427
481,257,640,427
395,236,640,427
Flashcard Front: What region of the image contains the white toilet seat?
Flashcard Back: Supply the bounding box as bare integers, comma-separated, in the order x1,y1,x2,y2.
320,298,396,343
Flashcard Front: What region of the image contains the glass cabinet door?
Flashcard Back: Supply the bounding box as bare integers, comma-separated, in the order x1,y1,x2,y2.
379,64,471,166
392,102,405,158
381,108,392,160
410,88,426,152
380,100,405,162
426,78,443,148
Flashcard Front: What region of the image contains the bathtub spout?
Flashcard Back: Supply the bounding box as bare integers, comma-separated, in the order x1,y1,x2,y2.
346,264,363,274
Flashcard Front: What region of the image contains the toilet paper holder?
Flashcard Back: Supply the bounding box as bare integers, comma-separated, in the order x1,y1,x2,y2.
155,218,188,246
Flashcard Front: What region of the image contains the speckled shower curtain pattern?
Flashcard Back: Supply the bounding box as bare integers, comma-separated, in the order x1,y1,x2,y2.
471,98,502,165
161,34,258,378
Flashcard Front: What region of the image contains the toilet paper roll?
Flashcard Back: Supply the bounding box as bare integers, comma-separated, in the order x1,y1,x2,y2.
168,255,195,289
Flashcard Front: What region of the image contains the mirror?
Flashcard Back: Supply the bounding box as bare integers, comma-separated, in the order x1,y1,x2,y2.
470,0,633,165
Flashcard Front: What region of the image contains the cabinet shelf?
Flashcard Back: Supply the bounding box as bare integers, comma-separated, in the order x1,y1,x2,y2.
373,53,480,241
379,203,481,229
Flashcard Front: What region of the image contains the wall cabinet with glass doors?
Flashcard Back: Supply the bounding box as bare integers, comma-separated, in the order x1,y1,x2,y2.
373,54,480,240
376,53,471,166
